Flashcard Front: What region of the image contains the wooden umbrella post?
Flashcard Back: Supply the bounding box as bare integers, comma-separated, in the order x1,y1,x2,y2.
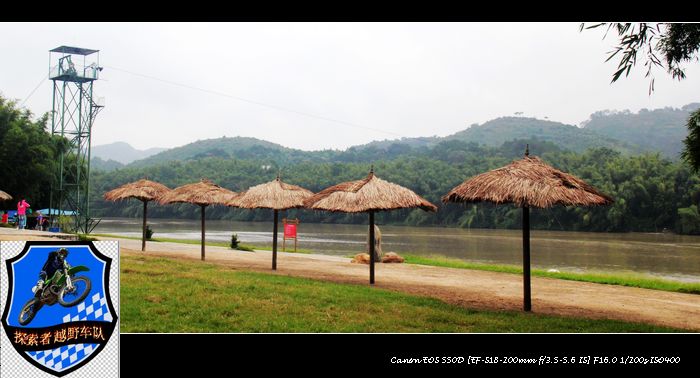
201,205,206,261
369,210,375,285
142,201,147,252
104,179,171,252
442,146,613,312
272,209,278,270
523,205,531,312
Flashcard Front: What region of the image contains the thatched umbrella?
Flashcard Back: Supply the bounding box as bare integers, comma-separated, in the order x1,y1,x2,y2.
104,179,171,252
159,179,238,261
442,146,613,311
0,190,11,201
304,167,437,284
227,174,313,270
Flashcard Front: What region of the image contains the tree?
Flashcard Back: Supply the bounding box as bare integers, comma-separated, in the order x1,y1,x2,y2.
582,23,700,171
681,110,700,171
0,94,62,208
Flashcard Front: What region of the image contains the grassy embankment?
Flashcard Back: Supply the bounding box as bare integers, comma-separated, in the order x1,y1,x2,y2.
95,233,700,295
402,254,700,295
92,233,313,253
120,253,685,333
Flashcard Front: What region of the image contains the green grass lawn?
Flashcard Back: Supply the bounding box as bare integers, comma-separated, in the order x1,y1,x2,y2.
120,254,685,333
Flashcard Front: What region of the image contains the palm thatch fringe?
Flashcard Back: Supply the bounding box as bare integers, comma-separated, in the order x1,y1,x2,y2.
0,190,12,201
228,177,313,210
159,179,238,206
104,179,171,202
304,172,437,213
442,156,613,208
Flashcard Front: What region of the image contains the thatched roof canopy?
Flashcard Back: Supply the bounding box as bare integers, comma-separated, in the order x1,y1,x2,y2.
304,171,437,213
159,179,238,206
442,155,613,208
0,190,11,201
104,179,171,202
228,176,313,210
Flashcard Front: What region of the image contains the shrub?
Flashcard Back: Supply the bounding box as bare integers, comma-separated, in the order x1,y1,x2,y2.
230,233,240,249
77,234,98,242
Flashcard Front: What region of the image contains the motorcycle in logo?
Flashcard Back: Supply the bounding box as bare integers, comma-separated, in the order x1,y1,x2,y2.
1,242,118,377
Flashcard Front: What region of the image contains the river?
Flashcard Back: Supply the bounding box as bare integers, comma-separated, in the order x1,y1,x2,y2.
94,217,700,283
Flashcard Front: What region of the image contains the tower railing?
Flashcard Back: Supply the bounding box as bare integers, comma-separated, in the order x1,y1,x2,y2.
49,64,100,81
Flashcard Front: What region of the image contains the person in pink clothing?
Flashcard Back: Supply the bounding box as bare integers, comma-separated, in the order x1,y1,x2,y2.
17,199,30,230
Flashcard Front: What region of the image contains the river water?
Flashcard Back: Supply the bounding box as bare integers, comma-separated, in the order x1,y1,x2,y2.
94,217,700,282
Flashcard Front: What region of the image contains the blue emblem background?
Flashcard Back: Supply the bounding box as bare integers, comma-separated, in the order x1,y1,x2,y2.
6,246,107,328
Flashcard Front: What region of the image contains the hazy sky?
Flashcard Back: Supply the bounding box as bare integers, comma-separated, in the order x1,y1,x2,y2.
1,22,698,151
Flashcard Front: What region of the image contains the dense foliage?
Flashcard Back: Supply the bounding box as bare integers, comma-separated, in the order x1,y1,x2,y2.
583,23,700,175
91,156,124,172
90,138,700,234
584,104,700,159
681,108,700,173
0,95,63,209
447,117,641,154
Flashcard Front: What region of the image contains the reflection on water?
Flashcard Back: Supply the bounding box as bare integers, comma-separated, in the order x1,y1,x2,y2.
95,218,700,282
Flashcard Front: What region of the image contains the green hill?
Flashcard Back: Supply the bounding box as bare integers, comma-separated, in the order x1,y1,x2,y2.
91,156,124,172
444,117,642,154
116,103,699,171
127,136,339,168
581,103,700,159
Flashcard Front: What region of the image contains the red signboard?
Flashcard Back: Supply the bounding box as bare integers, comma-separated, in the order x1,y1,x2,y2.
284,224,297,238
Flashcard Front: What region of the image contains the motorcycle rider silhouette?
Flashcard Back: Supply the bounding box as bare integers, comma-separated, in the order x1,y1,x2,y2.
33,248,70,296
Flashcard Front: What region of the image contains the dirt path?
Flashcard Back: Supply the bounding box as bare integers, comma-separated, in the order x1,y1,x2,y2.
3,230,700,331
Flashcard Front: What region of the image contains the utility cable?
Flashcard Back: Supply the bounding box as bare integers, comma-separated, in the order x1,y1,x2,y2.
104,64,405,138
20,74,47,107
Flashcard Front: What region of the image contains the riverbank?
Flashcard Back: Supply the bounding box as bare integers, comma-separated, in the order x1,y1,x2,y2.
94,218,700,283
402,254,700,295
93,233,700,295
3,229,700,331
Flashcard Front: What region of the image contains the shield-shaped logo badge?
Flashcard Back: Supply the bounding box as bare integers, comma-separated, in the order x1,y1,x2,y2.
1,241,118,377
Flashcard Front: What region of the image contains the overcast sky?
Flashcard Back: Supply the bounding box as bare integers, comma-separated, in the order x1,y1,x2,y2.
1,22,698,151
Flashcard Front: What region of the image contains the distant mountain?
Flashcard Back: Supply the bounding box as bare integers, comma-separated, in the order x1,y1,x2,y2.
117,103,698,169
581,103,700,158
353,136,441,150
126,136,337,168
443,117,642,154
91,157,124,172
92,142,168,165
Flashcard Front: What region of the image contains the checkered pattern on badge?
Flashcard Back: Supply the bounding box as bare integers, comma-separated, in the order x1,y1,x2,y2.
26,343,99,372
60,292,114,323
25,291,112,371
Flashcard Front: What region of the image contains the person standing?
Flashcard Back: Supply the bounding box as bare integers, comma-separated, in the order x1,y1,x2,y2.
365,224,382,261
36,212,44,231
17,199,30,230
